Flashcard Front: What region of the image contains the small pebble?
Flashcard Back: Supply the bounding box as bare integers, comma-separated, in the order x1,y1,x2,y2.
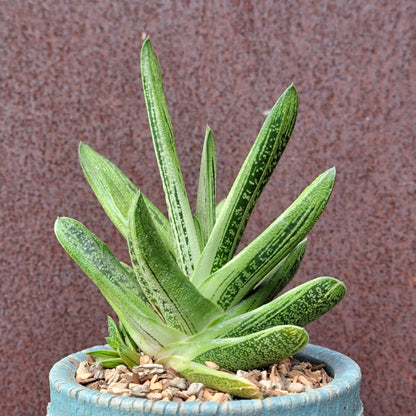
186,395,197,402
170,377,189,390
173,391,190,400
172,397,183,403
212,392,229,403
287,382,306,394
107,367,124,384
162,390,173,400
86,380,102,391
205,361,220,370
297,375,312,386
90,362,104,379
75,362,94,383
108,382,130,395
186,382,204,396
147,392,163,401
120,374,133,384
130,384,150,398
259,380,272,394
150,381,163,391
271,378,284,390
140,355,153,365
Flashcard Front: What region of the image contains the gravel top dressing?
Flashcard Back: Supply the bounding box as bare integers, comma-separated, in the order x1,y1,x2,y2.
74,353,332,403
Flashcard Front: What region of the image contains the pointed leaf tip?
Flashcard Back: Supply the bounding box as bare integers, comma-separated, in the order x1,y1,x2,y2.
141,37,154,57
285,83,298,99
323,166,336,184
78,142,93,160
288,82,297,92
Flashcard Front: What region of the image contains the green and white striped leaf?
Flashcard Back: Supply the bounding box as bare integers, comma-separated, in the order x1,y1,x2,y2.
158,357,262,399
54,217,185,355
118,344,141,368
128,193,222,335
197,168,336,310
87,349,126,368
107,317,123,342
89,357,125,368
78,143,174,255
195,126,216,246
117,263,150,305
105,337,119,351
225,277,346,338
105,316,124,350
215,198,226,219
160,325,308,372
119,319,139,351
193,277,345,341
192,85,298,284
192,215,204,251
87,349,120,359
210,239,307,324
141,39,200,277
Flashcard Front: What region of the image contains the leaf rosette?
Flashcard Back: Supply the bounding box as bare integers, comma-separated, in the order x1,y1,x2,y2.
55,39,345,398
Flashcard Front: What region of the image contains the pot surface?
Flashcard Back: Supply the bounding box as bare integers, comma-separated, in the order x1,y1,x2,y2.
47,344,363,416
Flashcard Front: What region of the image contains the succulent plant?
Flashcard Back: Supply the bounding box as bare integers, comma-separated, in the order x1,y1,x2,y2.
54,39,346,399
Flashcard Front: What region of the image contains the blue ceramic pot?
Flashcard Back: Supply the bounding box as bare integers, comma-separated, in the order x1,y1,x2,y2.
47,344,363,415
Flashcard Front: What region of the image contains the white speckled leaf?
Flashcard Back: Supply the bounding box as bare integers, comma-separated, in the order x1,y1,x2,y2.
209,239,307,324
193,277,346,341
192,85,298,284
159,325,308,372
157,357,262,399
128,193,222,335
141,39,200,277
197,168,336,310
78,142,174,254
195,126,216,246
54,217,185,355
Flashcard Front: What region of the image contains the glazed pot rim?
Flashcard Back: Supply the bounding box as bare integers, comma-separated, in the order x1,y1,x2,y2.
49,343,361,412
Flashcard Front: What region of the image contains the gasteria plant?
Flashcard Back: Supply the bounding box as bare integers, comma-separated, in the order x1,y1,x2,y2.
54,39,346,399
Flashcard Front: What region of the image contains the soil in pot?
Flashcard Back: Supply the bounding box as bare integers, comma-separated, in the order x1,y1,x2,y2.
74,354,333,403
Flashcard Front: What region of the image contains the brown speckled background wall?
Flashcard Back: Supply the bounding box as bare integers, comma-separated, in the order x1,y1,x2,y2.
1,1,414,414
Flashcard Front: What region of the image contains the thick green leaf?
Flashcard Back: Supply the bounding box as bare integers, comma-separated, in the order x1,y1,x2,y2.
118,344,141,368
159,325,308,372
192,277,345,341
192,85,298,284
195,126,216,245
209,239,307,324
105,337,119,350
197,168,336,309
106,316,124,349
192,215,204,251
128,193,222,335
157,357,262,399
94,358,125,368
87,349,120,358
225,276,346,337
54,217,185,355
216,198,226,219
117,263,150,306
141,39,200,277
78,143,174,255
119,319,139,351
107,317,123,343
